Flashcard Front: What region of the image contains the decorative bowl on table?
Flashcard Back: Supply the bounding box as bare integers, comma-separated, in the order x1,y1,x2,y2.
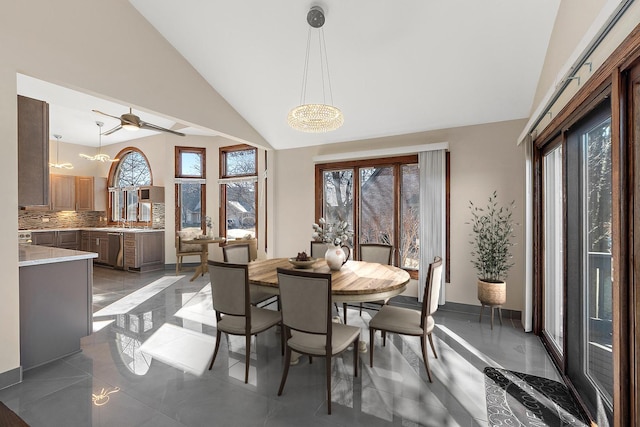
287,257,317,269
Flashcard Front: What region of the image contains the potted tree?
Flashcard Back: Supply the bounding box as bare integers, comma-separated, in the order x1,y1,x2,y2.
468,191,516,308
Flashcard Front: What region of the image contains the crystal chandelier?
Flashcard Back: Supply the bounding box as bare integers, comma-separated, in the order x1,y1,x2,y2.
287,6,344,133
49,134,73,169
80,121,119,163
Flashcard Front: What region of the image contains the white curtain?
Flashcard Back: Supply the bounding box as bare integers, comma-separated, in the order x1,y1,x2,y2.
418,150,446,303
524,137,534,332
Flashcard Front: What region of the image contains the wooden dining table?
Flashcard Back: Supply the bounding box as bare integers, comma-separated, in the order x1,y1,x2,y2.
247,257,411,303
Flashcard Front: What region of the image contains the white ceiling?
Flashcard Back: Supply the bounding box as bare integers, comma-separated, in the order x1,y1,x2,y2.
17,74,217,147
18,1,561,150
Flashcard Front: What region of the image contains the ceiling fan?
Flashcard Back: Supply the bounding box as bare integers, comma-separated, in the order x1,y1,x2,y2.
92,107,185,136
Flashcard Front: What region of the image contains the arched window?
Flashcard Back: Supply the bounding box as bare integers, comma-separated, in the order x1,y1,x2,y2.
108,148,153,225
113,150,152,187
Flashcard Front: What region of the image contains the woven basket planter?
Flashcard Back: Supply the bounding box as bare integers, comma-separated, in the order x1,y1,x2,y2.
477,279,506,306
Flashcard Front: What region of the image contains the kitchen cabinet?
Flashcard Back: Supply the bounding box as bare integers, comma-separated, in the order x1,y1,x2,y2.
124,231,164,272
18,95,50,208
19,249,93,370
139,186,164,203
50,175,107,212
31,231,55,247
50,174,75,211
75,176,94,211
86,231,110,264
57,230,80,250
31,230,80,250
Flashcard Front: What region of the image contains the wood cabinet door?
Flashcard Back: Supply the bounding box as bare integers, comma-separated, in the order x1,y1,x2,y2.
139,232,165,266
75,176,94,211
18,95,49,208
50,174,75,211
57,230,80,249
31,231,55,247
80,231,91,252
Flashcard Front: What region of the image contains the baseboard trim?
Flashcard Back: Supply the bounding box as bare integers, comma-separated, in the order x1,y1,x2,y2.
389,296,522,320
0,367,22,391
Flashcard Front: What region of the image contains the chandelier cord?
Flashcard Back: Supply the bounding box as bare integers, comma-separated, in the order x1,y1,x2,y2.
56,135,60,164
287,6,343,133
300,27,312,106
320,27,334,106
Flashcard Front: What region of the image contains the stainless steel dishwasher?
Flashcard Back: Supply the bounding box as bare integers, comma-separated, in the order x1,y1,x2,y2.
108,232,124,269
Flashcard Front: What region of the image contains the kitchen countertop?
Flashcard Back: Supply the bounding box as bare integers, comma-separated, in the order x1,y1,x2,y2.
19,245,98,267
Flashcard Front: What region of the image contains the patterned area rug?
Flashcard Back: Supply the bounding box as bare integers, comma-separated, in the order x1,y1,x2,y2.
484,367,589,426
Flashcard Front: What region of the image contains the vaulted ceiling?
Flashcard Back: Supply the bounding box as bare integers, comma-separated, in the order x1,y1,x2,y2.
19,1,561,149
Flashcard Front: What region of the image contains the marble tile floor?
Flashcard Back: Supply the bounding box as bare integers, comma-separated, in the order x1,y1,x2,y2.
0,268,561,427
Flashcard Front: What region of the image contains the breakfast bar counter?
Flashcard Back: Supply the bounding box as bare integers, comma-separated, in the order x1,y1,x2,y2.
18,246,97,370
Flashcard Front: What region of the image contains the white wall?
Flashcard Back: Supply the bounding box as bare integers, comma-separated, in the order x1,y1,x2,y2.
0,0,267,380
531,0,609,111
272,119,527,311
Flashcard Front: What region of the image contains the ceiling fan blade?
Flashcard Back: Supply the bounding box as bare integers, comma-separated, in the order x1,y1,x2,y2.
139,121,185,136
92,109,122,121
102,124,122,136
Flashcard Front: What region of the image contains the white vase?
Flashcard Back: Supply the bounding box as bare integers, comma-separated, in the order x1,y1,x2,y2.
325,244,350,271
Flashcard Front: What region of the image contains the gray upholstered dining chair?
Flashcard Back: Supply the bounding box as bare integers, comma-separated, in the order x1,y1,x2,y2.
222,243,276,308
311,241,344,319
222,243,251,263
310,240,327,259
350,243,394,320
208,261,283,384
368,256,443,382
276,268,360,415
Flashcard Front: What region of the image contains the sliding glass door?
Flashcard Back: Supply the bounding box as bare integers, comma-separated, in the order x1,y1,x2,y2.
542,145,564,355
565,100,613,423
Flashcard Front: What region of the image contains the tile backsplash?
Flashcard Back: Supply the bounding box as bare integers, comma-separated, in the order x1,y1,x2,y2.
19,211,107,230
19,203,166,230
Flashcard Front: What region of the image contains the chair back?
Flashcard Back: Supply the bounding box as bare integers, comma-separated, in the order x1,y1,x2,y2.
421,257,443,324
210,261,249,317
310,241,327,259
359,243,393,265
176,228,205,254
223,243,250,264
277,268,331,335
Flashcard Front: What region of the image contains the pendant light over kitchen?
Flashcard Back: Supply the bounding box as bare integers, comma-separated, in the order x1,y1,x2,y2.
80,121,119,163
49,134,74,169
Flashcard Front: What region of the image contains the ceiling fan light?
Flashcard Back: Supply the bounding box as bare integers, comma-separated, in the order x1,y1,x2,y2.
122,123,140,132
288,104,344,133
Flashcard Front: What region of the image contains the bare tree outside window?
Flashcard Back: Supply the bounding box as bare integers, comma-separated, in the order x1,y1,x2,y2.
221,146,258,238
175,147,206,231
116,151,151,187
319,160,421,269
110,150,152,224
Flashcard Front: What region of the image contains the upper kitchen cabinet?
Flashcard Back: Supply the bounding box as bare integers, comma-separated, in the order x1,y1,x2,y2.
50,174,75,211
50,175,108,211
18,95,49,209
75,176,93,211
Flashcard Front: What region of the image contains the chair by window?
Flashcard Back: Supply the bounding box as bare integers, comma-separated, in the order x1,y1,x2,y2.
276,268,360,415
225,238,258,261
368,256,443,382
208,261,282,384
310,241,327,259
222,243,251,263
222,243,276,308
175,229,205,274
349,243,394,321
